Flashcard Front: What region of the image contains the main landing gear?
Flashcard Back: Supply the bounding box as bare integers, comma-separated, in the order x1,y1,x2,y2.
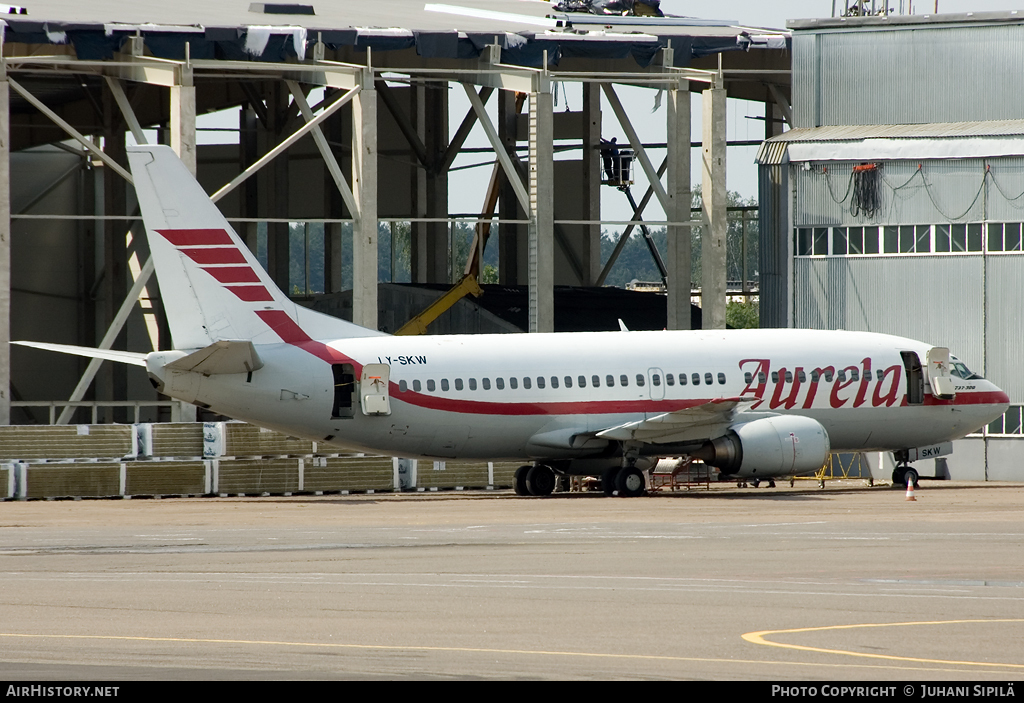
514,464,557,496
602,465,647,497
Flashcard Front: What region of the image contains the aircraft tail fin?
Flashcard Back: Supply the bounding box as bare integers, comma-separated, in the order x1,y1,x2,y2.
126,145,385,351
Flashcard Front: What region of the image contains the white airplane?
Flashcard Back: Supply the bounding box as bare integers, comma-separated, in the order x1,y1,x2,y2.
15,145,1010,496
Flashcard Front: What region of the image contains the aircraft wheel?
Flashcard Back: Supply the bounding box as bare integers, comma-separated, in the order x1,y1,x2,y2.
751,478,761,488
526,465,556,496
513,465,531,496
768,479,776,488
903,467,920,489
616,466,646,497
602,467,620,496
891,468,906,488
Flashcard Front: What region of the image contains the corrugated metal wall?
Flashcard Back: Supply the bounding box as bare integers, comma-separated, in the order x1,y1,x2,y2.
794,23,1024,128
794,255,985,372
758,163,790,328
794,159,988,226
985,255,1024,401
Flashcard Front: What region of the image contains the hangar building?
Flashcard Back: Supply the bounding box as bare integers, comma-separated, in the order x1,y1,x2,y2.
758,11,1024,480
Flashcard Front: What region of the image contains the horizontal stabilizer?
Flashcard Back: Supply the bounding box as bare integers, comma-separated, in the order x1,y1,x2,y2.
163,340,264,375
12,341,148,367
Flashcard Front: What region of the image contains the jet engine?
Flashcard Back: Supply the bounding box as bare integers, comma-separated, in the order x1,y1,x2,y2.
693,415,830,478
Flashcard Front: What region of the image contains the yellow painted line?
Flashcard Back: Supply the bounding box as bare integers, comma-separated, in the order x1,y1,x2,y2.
0,632,1016,675
743,619,1024,669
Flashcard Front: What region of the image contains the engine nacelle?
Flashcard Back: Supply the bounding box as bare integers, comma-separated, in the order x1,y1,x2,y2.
694,415,831,478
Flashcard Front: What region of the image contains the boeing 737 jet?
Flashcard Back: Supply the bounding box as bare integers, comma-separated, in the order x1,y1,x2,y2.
15,146,1010,496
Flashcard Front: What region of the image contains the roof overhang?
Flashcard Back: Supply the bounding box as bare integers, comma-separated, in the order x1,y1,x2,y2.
757,121,1024,165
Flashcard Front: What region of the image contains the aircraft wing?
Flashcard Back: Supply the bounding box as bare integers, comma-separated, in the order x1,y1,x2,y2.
596,398,754,444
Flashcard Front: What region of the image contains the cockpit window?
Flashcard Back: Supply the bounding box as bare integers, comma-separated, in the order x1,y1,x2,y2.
950,356,983,380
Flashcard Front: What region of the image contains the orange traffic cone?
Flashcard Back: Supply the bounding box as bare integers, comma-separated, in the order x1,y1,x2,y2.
905,477,916,502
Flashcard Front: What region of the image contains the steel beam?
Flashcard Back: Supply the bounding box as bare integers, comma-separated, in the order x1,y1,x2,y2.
9,78,134,185
286,80,360,219
601,83,670,214
463,82,532,217
596,158,667,286
209,85,359,203
104,77,147,145
439,86,492,175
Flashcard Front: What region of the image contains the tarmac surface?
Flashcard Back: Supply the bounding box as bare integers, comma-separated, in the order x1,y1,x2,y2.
1,480,1024,680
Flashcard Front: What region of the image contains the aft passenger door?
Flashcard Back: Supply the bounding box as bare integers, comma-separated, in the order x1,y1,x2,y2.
360,363,392,416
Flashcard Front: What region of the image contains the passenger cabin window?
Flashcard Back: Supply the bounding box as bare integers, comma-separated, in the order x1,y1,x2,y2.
652,374,661,387
510,377,518,389
536,377,545,389
592,375,601,387
679,373,687,386
666,374,675,386
523,377,531,389
441,379,449,391
496,378,504,390
427,379,435,391
399,380,408,392
565,376,573,388
718,373,726,385
692,373,700,386
745,372,753,384
455,378,464,391
636,374,645,387
469,378,476,391
413,380,422,392
704,372,713,385
482,378,490,390
606,375,615,387
620,374,629,387
578,376,586,388
550,377,559,389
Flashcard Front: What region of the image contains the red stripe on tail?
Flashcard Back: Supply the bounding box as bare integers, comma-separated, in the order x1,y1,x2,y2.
156,229,234,246
180,247,247,264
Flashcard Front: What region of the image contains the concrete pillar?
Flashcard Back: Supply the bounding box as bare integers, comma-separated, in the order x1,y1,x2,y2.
666,79,692,330
411,81,448,284
352,76,378,330
701,85,727,330
581,83,602,286
528,87,554,333
0,74,8,425
240,104,260,256
258,83,290,293
170,68,196,176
